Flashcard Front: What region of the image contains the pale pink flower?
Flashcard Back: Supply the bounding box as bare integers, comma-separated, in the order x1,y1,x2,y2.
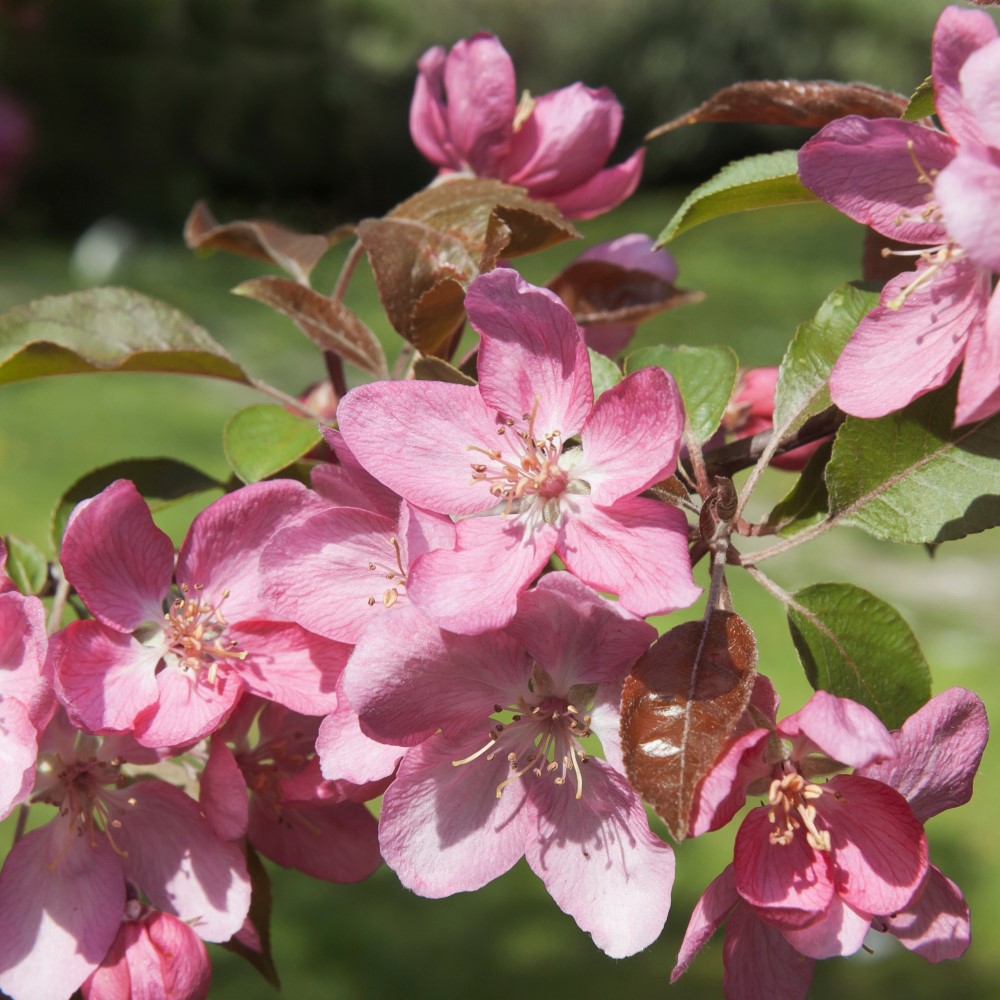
410,32,644,219
0,711,250,1000
798,6,1000,426
200,696,384,883
51,478,350,747
336,267,699,634
673,688,988,998
343,573,674,958
81,903,211,1000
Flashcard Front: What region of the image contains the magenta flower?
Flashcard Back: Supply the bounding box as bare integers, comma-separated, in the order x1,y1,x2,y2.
81,903,211,1000
342,572,673,958
673,688,988,999
336,267,699,634
410,32,644,219
51,478,350,747
798,6,1000,426
0,711,250,1000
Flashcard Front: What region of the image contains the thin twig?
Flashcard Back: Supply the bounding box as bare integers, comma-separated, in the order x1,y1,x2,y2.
332,240,365,304
12,803,28,845
249,377,329,424
391,342,418,381
736,517,835,566
46,566,71,634
683,426,710,498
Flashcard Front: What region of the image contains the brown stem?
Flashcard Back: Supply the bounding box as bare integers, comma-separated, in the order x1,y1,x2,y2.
332,240,365,304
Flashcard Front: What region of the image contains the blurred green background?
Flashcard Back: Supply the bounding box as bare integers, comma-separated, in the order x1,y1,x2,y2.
1,1,998,999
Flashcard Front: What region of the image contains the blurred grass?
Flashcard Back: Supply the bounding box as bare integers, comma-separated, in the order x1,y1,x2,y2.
0,193,997,999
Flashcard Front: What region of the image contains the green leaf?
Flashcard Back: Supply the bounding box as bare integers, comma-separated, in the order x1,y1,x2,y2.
51,458,225,550
2,534,48,594
826,379,1000,544
902,76,935,122
764,438,833,536
772,284,879,435
224,404,323,484
786,582,931,729
625,344,738,442
655,150,817,245
0,288,251,386
588,348,622,399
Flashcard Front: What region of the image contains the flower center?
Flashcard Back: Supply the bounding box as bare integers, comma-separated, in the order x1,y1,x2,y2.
466,397,590,527
452,664,596,800
766,769,831,852
164,583,246,682
364,535,407,610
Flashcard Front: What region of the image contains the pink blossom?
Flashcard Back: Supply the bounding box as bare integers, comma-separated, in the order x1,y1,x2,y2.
51,478,350,747
343,572,673,958
336,267,699,634
673,688,988,997
410,32,644,219
200,696,384,884
81,903,211,1000
798,6,1000,426
0,711,250,1000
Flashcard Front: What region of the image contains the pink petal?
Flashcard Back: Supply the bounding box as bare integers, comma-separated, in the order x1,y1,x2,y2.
780,895,872,958
525,761,675,958
822,774,928,917
580,233,678,281
407,515,556,634
313,426,400,518
377,730,531,897
722,903,816,1000
0,590,52,726
469,268,594,438
779,690,896,769
115,780,251,942
957,36,1000,148
798,117,954,244
582,322,636,357
0,695,38,820
397,500,456,566
932,5,999,145
143,913,212,1000
249,795,381,883
956,283,1000,424
733,806,835,920
260,507,408,643
408,45,454,168
672,865,740,982
577,365,683,505
558,494,700,617
316,687,408,785
442,33,515,175
52,621,162,735
546,147,645,220
0,822,125,1000
937,148,1000,275
829,256,988,417
336,379,500,515
883,864,970,962
688,728,771,838
60,479,173,632
508,571,656,690
229,621,346,715
856,687,988,823
200,738,249,841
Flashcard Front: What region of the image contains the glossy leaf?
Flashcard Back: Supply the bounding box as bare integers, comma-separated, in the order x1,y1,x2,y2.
826,380,1000,544
621,611,757,840
184,200,339,283
656,151,816,245
1,534,47,595
223,405,323,484
588,348,622,399
413,356,477,386
764,438,833,536
902,77,935,122
625,344,738,443
234,277,387,376
647,79,906,138
0,288,250,386
50,458,225,550
786,583,931,729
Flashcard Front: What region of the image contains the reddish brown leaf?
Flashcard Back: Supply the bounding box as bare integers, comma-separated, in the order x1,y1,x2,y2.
234,277,387,376
547,259,704,327
620,611,757,840
413,356,477,386
647,80,908,139
184,200,342,282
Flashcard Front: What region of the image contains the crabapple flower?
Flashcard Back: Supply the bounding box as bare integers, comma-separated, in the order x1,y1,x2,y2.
51,478,350,747
81,903,211,1000
798,6,1000,426
200,696,384,883
410,32,644,219
336,267,699,634
344,573,674,958
0,711,250,1000
673,688,988,999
